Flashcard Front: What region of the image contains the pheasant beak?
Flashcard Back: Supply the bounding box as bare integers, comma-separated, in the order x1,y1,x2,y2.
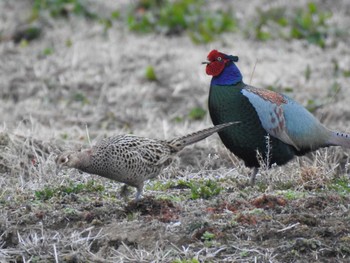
201,61,210,65
55,154,65,175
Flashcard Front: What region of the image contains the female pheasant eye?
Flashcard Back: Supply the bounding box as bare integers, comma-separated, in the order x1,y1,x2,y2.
217,57,222,61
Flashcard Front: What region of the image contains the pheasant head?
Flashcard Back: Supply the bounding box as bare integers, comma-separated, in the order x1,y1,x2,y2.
204,49,239,76
56,149,92,171
204,50,242,85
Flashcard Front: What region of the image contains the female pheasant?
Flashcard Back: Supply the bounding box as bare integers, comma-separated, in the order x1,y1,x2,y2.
204,49,350,184
56,122,238,201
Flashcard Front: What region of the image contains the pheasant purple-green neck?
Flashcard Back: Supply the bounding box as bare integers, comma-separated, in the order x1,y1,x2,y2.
205,49,350,184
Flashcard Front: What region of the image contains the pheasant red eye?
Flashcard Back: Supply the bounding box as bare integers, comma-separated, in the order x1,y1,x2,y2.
217,57,222,61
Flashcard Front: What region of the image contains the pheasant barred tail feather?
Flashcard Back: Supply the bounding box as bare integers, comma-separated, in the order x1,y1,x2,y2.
328,131,350,148
168,122,239,151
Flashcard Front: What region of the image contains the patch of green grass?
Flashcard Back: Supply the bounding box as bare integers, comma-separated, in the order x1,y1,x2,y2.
148,180,178,191
111,10,120,19
63,207,78,215
329,177,350,195
240,250,250,257
189,179,222,200
343,70,350,78
71,92,90,105
254,181,268,192
145,65,157,81
173,106,206,122
19,39,29,48
31,0,96,19
35,187,55,201
151,179,221,199
202,231,215,241
60,133,68,140
249,208,265,215
65,38,72,47
126,0,236,43
43,47,54,56
305,98,322,113
290,2,331,48
280,190,305,200
35,180,105,201
126,212,139,221
188,107,206,120
173,116,184,123
13,26,42,43
30,0,118,36
251,2,332,48
252,7,287,41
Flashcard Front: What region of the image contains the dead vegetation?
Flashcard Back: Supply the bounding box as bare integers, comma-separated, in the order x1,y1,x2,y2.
1,0,350,262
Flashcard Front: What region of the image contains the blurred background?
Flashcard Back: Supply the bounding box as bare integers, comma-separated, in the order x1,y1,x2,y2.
1,0,349,141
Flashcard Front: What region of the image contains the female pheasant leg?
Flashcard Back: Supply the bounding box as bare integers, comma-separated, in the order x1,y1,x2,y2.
135,183,144,201
120,184,132,202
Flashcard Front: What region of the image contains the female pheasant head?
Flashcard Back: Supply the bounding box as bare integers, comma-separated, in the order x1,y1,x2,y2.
56,150,92,172
56,151,79,169
204,49,242,85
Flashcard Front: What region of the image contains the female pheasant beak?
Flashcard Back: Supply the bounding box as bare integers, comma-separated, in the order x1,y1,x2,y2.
55,154,69,175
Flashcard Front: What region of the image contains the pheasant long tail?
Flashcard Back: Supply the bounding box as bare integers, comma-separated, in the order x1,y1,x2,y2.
327,131,350,148
168,122,240,151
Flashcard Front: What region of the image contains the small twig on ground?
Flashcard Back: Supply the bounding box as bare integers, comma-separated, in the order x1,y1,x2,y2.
85,124,92,147
277,222,300,232
53,244,58,263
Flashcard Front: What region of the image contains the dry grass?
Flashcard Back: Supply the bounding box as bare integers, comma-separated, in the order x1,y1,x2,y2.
1,0,350,262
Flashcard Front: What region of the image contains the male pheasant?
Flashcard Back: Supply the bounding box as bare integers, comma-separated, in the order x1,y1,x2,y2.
56,122,238,200
204,49,350,184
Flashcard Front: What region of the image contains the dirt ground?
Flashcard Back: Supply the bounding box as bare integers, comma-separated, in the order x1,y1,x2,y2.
1,0,350,262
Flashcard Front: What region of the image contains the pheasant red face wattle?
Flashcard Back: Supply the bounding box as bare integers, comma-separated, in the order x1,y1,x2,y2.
205,49,228,76
206,61,225,76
